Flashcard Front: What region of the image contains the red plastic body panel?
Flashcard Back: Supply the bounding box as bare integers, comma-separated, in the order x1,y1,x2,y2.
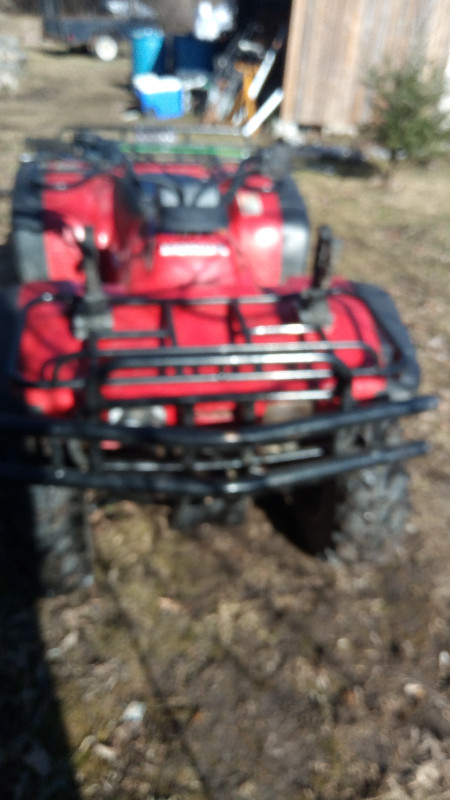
13,150,393,426
17,277,388,420
40,165,286,291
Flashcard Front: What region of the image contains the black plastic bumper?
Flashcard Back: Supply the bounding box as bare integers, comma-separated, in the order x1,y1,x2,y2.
0,394,438,496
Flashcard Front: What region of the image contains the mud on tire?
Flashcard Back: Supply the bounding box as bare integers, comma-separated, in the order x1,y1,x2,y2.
29,485,94,595
0,288,93,596
0,480,94,598
294,421,411,564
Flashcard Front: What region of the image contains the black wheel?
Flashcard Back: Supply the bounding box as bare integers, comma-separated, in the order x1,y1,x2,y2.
0,288,93,596
293,421,411,564
0,481,93,598
11,160,49,284
28,485,94,595
90,35,119,62
0,455,94,598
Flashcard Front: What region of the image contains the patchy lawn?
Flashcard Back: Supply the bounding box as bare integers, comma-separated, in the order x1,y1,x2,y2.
0,14,449,800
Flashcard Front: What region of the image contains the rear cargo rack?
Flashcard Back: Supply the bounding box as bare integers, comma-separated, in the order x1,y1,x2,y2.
25,124,252,166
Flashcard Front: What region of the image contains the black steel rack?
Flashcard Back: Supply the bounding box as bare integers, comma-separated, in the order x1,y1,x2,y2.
14,288,396,402
1,285,437,495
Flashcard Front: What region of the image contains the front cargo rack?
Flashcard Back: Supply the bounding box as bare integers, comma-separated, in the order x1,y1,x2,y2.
14,287,407,400
1,286,437,495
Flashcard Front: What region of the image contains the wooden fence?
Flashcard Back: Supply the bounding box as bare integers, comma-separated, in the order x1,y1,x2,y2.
282,0,450,130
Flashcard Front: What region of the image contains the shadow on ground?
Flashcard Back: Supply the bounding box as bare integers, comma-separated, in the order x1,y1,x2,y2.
0,246,81,798
0,484,82,800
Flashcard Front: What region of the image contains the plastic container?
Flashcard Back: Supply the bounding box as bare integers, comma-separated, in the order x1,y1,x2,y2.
173,34,216,73
133,74,184,119
131,28,165,77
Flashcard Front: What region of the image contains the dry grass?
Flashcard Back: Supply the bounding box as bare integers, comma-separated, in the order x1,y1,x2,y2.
1,14,450,800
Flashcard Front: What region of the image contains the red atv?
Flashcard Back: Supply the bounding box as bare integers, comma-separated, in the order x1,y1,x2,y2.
0,128,437,592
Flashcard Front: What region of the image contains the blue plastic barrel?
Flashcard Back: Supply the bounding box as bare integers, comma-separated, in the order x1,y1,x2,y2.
173,35,216,73
131,28,165,77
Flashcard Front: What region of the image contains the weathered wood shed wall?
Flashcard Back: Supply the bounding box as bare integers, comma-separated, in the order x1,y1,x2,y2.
282,0,450,131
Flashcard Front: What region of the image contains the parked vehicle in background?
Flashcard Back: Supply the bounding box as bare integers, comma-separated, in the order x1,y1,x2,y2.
101,0,155,17
41,0,157,61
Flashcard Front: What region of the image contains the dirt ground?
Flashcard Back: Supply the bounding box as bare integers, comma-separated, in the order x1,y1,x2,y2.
0,14,449,800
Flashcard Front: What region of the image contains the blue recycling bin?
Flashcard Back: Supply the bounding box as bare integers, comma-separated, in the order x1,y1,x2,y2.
173,34,216,73
131,28,165,77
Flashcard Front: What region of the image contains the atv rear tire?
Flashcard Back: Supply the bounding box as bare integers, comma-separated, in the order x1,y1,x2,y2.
293,421,411,564
0,287,93,595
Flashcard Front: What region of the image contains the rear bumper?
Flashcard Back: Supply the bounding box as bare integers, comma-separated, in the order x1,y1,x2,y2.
0,394,438,495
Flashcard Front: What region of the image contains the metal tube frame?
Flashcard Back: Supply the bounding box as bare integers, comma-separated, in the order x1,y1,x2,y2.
2,284,438,495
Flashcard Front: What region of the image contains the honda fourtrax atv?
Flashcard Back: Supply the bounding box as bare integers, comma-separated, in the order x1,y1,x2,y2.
0,128,437,593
